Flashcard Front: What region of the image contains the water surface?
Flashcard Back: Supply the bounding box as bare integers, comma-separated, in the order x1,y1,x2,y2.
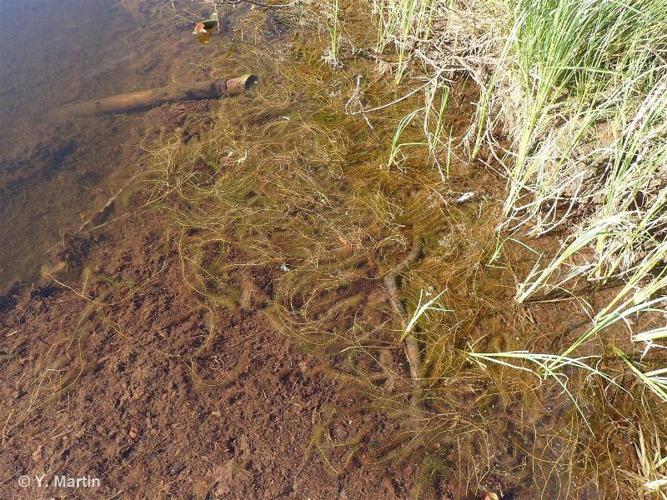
0,0,220,292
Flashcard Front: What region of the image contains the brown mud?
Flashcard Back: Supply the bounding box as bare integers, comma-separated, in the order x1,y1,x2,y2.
0,2,426,496
0,199,420,498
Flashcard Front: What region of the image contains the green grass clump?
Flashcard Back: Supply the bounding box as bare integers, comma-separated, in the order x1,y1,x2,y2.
373,0,439,82
371,0,667,494
456,1,667,494
469,0,667,398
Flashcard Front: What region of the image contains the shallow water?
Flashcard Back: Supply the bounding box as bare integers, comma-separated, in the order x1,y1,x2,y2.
0,0,228,292
0,2,643,495
1,0,138,153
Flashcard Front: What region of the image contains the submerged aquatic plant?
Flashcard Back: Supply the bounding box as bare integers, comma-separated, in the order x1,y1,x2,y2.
368,0,667,493
154,0,667,495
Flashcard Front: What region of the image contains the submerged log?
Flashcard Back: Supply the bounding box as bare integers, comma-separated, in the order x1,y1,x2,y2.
60,74,258,118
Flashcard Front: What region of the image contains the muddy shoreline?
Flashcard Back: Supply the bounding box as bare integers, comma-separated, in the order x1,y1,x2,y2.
1,3,427,492
0,57,515,500
0,195,425,497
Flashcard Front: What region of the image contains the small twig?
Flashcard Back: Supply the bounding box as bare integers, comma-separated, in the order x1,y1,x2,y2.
383,239,424,381
212,2,221,32
348,82,430,116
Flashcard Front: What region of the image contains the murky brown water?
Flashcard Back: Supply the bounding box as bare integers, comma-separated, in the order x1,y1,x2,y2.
0,0,230,292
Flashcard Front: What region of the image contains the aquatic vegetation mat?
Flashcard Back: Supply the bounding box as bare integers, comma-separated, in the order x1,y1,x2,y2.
139,1,667,495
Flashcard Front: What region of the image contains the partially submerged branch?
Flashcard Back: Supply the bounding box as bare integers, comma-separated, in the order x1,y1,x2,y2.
59,74,258,118
383,239,423,382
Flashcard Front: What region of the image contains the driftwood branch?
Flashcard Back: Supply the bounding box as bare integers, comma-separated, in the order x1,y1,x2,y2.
59,75,258,118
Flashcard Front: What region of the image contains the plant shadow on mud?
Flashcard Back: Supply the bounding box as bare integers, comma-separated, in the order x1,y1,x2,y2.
143,3,665,497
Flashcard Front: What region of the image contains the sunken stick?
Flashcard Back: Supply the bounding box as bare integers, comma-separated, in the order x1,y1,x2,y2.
59,74,258,118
